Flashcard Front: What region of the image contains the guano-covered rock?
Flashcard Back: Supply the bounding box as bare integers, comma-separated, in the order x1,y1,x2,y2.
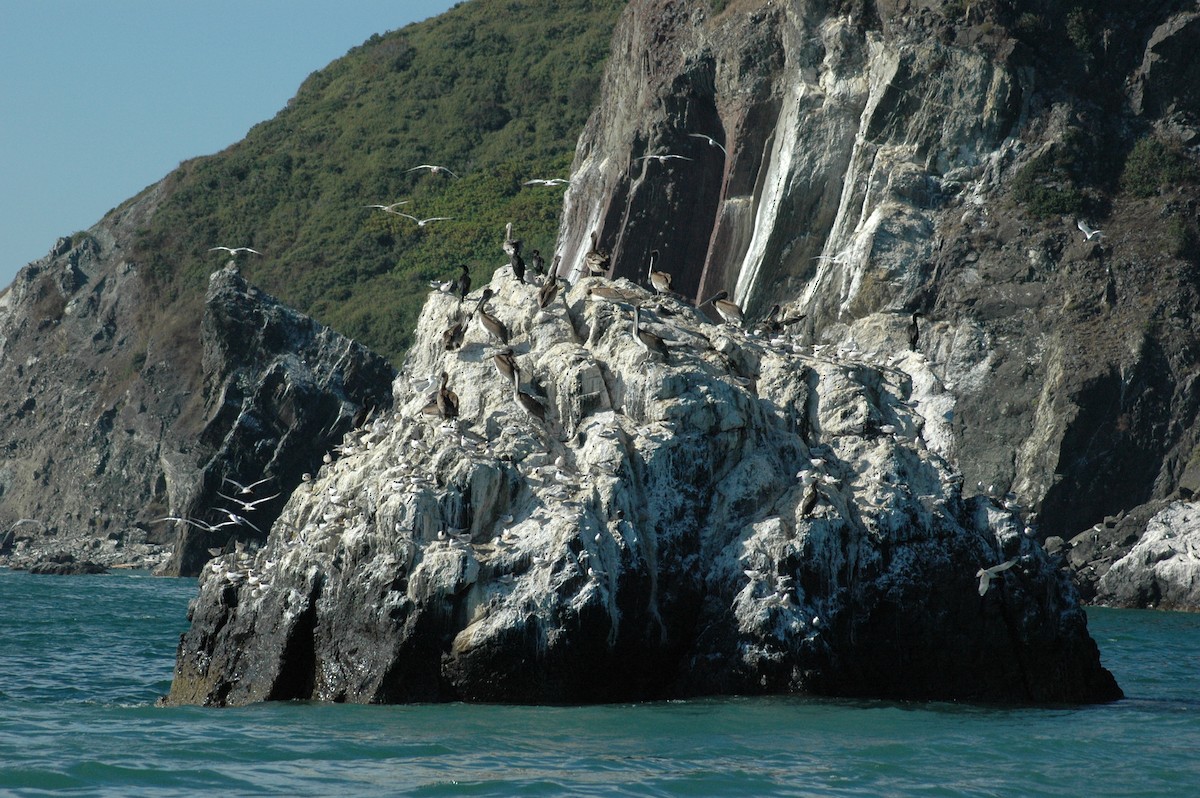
168,268,1120,706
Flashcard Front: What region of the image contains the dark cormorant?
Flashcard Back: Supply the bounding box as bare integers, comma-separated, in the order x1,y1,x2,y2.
530,249,546,277
455,264,471,303
907,312,922,351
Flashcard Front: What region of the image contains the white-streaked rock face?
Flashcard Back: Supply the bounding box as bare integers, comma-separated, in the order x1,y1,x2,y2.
1097,501,1200,610
169,267,1119,706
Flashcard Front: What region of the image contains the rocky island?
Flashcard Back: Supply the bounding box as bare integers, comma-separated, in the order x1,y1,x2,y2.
168,267,1119,705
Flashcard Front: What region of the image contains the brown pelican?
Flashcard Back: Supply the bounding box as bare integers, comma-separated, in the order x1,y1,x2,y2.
584,231,610,277
538,274,560,309
442,313,466,351
436,372,459,419
647,249,672,295
632,305,669,361
702,290,744,326
493,348,519,382
474,289,508,343
503,223,518,257
512,370,546,421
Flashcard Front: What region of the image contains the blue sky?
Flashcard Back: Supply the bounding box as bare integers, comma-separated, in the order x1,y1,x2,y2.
0,1,457,288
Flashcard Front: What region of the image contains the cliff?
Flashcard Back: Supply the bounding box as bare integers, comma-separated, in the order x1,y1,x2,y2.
555,0,1200,607
168,266,1119,705
0,200,393,576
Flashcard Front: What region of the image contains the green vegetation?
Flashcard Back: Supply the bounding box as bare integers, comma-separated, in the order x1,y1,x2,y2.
1121,135,1198,198
127,0,627,363
1012,143,1086,219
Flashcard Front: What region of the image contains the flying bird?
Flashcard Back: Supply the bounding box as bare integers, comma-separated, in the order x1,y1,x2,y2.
976,559,1017,596
209,246,261,257
1077,219,1104,242
687,133,727,156
396,213,453,227
407,164,458,177
634,154,693,165
524,178,570,186
222,476,274,495
365,201,410,214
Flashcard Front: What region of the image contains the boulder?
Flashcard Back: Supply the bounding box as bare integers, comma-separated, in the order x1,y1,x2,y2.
1096,501,1200,610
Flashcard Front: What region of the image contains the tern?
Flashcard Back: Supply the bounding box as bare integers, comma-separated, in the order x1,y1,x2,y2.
407,164,458,178
687,133,727,156
1077,219,1104,241
209,246,261,256
634,154,693,164
976,559,1017,596
218,492,281,512
524,178,570,186
222,476,274,495
396,213,453,227
365,201,410,214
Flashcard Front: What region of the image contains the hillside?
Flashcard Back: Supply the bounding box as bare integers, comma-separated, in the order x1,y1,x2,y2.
0,0,626,573
130,0,626,362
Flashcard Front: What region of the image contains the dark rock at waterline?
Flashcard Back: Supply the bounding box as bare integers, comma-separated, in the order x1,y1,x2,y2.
26,553,109,576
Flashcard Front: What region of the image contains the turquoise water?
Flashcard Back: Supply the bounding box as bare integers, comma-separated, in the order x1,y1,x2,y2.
1,568,1198,797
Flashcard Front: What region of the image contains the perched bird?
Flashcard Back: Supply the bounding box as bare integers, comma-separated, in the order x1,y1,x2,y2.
702,290,744,326
493,348,519,382
395,213,452,227
474,289,509,343
800,481,820,518
632,305,669,361
455,264,471,302
1077,219,1104,242
510,244,526,283
209,246,261,257
529,249,546,277
502,223,519,257
442,316,466,351
512,370,546,422
584,231,610,277
407,164,458,178
976,559,1017,596
647,249,672,295
436,372,459,419
687,132,727,156
538,274,560,309
907,311,922,351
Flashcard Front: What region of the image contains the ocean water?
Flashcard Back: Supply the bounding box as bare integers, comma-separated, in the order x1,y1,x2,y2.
1,568,1198,797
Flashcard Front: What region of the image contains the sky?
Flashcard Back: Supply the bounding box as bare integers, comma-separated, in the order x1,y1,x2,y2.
0,1,458,289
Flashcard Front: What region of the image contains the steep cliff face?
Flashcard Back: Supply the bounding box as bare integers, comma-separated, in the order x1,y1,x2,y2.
168,266,1118,706
555,0,1200,602
0,193,394,576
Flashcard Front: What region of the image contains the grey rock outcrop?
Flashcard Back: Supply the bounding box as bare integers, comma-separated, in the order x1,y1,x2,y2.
1094,501,1200,610
0,207,394,576
168,269,1119,706
553,0,1200,607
